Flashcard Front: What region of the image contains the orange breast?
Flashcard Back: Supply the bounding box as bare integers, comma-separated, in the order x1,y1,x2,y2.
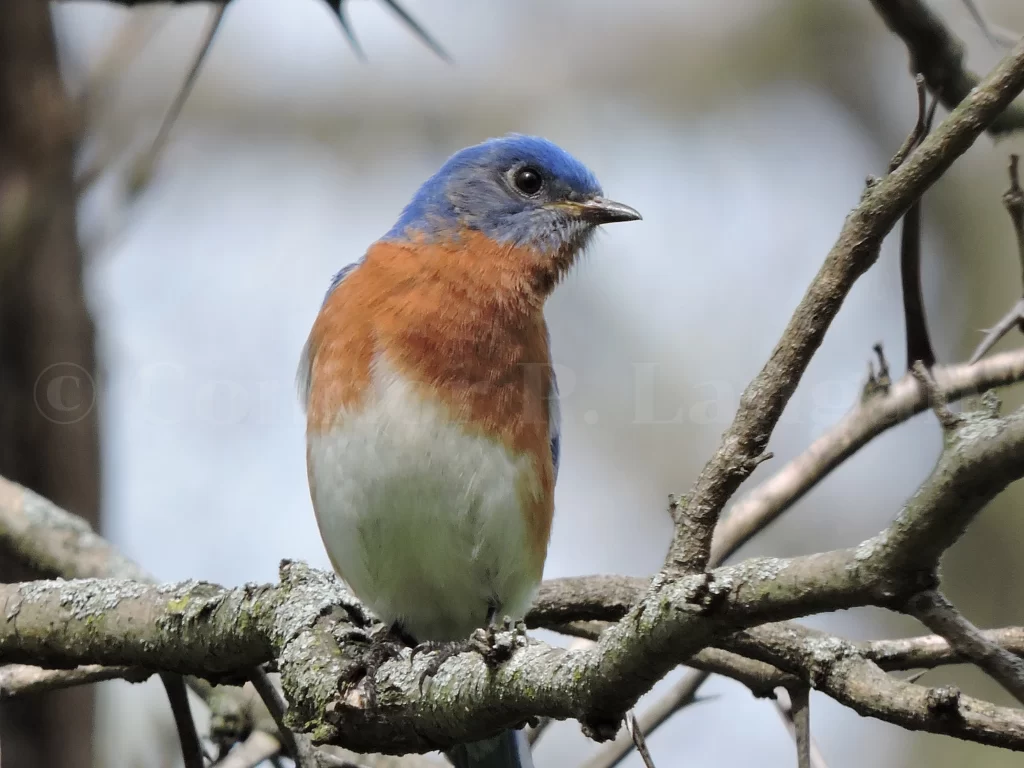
303,231,557,569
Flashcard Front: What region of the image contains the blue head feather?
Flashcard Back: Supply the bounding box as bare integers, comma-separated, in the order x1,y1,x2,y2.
384,134,605,253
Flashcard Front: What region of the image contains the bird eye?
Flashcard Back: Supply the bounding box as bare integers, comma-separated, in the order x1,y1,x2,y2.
512,166,544,196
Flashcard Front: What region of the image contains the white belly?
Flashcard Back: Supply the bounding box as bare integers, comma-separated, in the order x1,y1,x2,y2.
307,362,541,641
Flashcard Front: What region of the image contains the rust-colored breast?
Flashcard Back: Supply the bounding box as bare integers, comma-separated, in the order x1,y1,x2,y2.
303,232,557,566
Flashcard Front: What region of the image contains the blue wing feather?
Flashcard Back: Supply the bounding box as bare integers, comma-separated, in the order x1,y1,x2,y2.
548,336,561,481
322,262,359,305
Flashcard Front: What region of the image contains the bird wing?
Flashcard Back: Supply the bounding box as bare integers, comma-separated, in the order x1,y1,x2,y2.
548,332,561,482
297,261,360,409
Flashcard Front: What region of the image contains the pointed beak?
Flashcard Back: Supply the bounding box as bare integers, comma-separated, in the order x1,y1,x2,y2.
562,196,643,224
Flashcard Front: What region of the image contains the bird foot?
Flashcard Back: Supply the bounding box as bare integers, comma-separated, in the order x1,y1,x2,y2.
413,617,527,690
338,622,416,710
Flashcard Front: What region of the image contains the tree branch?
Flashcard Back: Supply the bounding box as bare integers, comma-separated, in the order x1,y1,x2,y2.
869,0,1024,135
970,155,1024,363
580,670,710,768
865,627,1024,670
905,590,1024,705
8,18,1024,761
667,34,1024,573
5,386,1024,755
6,379,1024,752
787,686,812,768
710,348,1024,566
0,663,150,698
728,623,1024,751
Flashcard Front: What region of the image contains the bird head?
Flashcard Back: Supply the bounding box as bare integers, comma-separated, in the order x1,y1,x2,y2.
384,135,641,277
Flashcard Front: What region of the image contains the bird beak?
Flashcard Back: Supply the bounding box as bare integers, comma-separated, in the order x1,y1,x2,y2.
565,196,643,224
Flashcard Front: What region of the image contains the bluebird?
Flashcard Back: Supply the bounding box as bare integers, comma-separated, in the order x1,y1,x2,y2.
299,134,640,767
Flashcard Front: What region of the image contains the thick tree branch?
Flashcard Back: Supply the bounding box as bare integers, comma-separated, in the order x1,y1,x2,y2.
4,382,1024,753
0,475,297,762
5,383,1024,753
0,472,150,581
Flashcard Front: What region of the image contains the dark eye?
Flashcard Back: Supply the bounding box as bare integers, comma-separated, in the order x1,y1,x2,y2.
512,166,544,196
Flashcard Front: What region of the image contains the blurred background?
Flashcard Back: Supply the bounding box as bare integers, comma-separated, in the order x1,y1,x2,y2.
2,0,1024,766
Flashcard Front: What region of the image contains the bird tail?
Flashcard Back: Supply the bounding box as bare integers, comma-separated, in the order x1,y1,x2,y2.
445,729,535,768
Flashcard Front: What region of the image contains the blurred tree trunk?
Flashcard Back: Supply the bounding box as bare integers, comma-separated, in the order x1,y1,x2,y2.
0,2,101,767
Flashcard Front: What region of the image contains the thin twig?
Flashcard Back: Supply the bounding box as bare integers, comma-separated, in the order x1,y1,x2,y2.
624,713,657,768
0,663,150,698
910,361,961,429
247,667,300,760
888,74,929,173
244,671,345,768
906,590,1024,706
328,1,366,61
899,79,941,370
708,348,1024,566
161,672,206,768
581,670,711,768
130,5,227,193
74,10,169,196
870,0,1024,135
524,717,551,747
773,689,830,768
666,32,1024,572
323,0,449,62
865,626,1024,670
790,687,812,768
971,155,1024,362
215,730,281,768
378,0,451,62
961,0,1019,48
970,299,1024,364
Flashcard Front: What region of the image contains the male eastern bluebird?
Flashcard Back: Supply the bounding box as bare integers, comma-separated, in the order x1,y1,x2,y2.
299,134,640,768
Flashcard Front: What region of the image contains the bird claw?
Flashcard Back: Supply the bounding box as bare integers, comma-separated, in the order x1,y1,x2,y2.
413,617,527,692
338,622,415,710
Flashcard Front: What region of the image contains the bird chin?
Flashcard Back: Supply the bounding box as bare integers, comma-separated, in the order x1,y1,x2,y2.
551,223,596,273
527,237,593,297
